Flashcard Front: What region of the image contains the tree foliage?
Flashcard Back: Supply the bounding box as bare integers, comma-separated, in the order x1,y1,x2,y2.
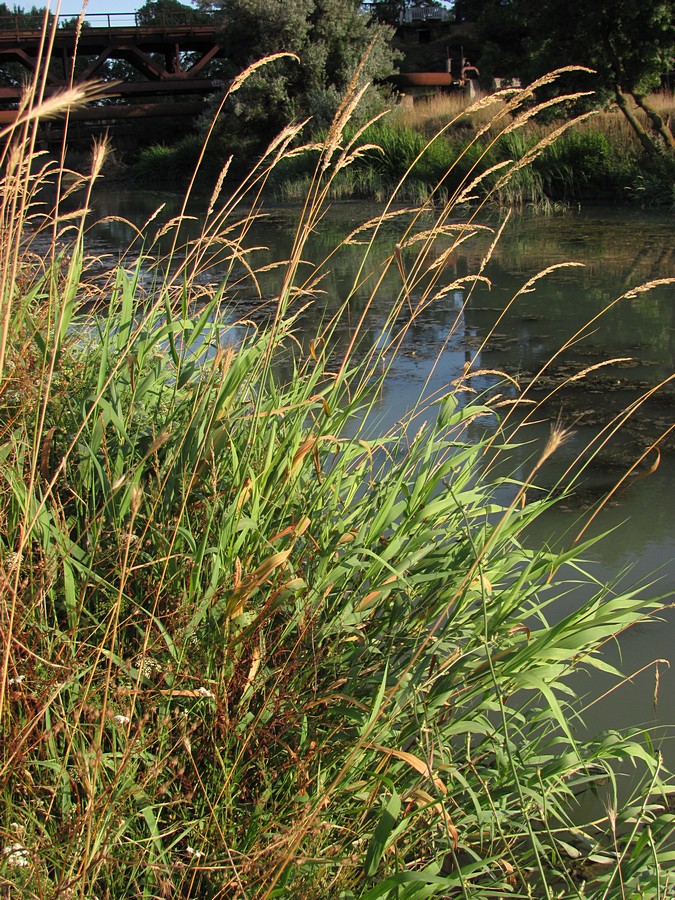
476,0,674,153
196,0,400,147
0,3,51,28
135,0,210,26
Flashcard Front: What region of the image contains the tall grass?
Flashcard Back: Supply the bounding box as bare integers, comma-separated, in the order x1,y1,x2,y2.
270,88,674,206
131,87,675,208
1,57,675,899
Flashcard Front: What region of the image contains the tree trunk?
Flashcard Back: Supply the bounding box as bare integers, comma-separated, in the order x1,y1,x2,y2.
613,85,660,156
630,90,675,151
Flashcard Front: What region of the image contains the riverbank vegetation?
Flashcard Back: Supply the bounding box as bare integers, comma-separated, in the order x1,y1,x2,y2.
268,88,675,206
133,85,675,208
2,61,675,899
125,0,675,207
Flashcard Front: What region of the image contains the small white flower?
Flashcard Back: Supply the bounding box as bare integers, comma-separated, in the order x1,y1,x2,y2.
138,656,162,679
195,687,214,699
112,714,130,726
8,675,25,686
186,846,205,860
3,842,30,868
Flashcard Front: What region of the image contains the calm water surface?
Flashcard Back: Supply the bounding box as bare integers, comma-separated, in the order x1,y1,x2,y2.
91,191,675,761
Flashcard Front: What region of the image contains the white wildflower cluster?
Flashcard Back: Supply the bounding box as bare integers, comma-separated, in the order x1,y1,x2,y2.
112,714,130,726
186,846,205,860
3,551,23,574
8,675,25,686
137,656,162,679
187,633,199,651
2,842,30,868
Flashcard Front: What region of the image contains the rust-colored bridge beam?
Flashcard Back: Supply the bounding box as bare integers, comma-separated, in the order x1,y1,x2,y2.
0,78,222,103
0,99,205,126
0,18,227,89
0,14,232,138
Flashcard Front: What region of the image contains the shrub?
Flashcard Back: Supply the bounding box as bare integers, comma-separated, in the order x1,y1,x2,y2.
133,133,204,186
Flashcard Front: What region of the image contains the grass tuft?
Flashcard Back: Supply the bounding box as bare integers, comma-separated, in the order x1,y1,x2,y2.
1,53,674,900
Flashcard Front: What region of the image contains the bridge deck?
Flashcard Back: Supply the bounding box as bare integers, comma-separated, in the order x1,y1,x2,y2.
0,14,235,139
0,23,224,55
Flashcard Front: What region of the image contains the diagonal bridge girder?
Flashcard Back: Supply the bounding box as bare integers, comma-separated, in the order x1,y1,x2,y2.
0,22,226,95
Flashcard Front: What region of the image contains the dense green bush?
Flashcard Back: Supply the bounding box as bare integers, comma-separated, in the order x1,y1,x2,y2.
133,133,205,186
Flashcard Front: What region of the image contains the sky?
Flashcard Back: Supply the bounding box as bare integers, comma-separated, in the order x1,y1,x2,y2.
42,0,197,17
24,0,454,21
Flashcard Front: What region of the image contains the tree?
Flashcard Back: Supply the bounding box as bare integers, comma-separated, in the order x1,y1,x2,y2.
477,0,674,154
196,0,400,149
0,5,58,88
136,0,210,26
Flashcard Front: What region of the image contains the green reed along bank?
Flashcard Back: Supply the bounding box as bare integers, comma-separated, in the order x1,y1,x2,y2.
1,62,675,898
133,89,675,210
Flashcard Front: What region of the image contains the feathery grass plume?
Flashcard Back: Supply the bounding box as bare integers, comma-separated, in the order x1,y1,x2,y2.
501,91,597,136
207,158,233,218
229,52,299,96
495,111,600,192
454,158,513,205
321,34,380,173
163,53,301,276
0,81,111,139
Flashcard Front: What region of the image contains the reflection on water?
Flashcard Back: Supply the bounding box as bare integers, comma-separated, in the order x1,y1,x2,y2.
88,191,675,761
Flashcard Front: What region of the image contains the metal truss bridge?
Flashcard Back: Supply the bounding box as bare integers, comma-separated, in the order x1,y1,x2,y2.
0,12,227,127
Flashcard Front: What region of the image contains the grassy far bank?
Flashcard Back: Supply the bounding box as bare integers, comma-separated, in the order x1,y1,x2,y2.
132,88,675,209
2,62,675,899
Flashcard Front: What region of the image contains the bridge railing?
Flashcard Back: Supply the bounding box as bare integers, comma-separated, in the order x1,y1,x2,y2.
399,7,452,24
0,11,209,33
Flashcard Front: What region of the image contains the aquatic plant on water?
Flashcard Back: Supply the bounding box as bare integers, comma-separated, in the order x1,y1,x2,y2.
1,51,674,899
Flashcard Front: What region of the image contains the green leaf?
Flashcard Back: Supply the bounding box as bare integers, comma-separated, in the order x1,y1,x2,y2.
360,663,389,738
364,790,401,877
359,870,451,900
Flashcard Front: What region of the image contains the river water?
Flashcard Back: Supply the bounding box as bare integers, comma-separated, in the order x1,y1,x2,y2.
89,191,675,763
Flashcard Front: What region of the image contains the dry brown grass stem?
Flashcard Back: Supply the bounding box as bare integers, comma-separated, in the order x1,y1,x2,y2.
456,368,520,389
229,51,298,94
551,372,675,526
581,659,671,714
468,261,585,388
501,91,596,135
322,33,379,169
344,207,417,245
179,124,311,291
455,159,513,205
494,111,598,192
538,420,574,468
565,357,634,383
622,278,675,299
324,83,372,171
401,223,494,249
428,273,491,304
576,424,675,546
520,262,586,295
160,54,301,284
484,277,675,492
